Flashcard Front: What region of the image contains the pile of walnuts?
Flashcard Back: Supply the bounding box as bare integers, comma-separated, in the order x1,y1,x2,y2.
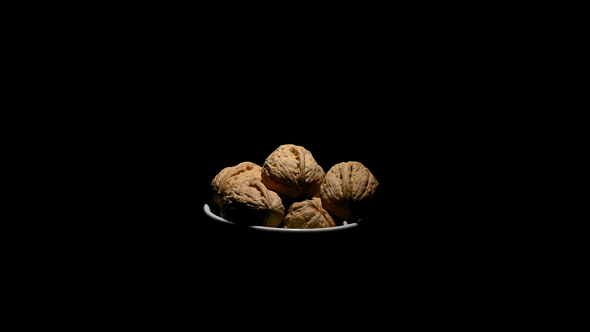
210,144,379,229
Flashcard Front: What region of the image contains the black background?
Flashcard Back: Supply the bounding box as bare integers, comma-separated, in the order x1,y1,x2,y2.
28,6,557,324
52,16,529,312
83,52,508,284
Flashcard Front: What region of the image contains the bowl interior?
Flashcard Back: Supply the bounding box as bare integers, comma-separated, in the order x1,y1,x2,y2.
203,203,358,233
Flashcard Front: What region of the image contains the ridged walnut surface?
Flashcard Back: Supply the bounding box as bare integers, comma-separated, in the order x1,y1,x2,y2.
283,197,336,229
221,180,285,227
211,161,262,208
320,161,379,222
261,144,325,200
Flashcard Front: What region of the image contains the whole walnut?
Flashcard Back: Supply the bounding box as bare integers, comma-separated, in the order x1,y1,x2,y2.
211,161,262,208
261,144,325,200
320,161,379,222
283,197,336,229
221,180,285,227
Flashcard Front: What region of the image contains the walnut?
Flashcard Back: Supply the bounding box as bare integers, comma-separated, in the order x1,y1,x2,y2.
221,180,285,227
211,161,262,208
261,144,325,200
320,161,379,222
283,197,336,229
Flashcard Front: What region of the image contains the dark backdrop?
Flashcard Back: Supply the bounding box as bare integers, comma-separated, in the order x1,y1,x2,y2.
81,28,514,293
48,10,535,319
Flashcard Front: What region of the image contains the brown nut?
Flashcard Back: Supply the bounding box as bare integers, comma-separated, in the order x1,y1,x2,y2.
283,197,336,229
221,180,285,227
320,161,379,222
211,161,262,208
261,144,325,200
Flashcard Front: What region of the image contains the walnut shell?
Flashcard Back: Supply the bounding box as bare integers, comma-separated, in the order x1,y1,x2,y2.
283,197,336,229
320,161,379,222
211,161,262,208
221,180,285,227
261,144,325,200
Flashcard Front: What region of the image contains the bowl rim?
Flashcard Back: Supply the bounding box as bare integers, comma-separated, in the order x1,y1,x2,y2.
203,203,359,233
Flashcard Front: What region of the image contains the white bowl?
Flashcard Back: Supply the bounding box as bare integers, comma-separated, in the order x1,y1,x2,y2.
203,203,359,233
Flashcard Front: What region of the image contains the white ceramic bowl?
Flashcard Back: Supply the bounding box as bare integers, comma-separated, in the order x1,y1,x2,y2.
203,203,359,233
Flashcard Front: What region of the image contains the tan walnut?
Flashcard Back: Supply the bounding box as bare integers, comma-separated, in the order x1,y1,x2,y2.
320,161,379,222
283,197,336,229
211,161,262,208
221,180,285,227
261,144,325,200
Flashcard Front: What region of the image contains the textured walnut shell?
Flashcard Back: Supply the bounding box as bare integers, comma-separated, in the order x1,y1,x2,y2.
261,144,325,200
320,161,379,222
221,180,285,227
211,162,262,208
283,197,336,229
